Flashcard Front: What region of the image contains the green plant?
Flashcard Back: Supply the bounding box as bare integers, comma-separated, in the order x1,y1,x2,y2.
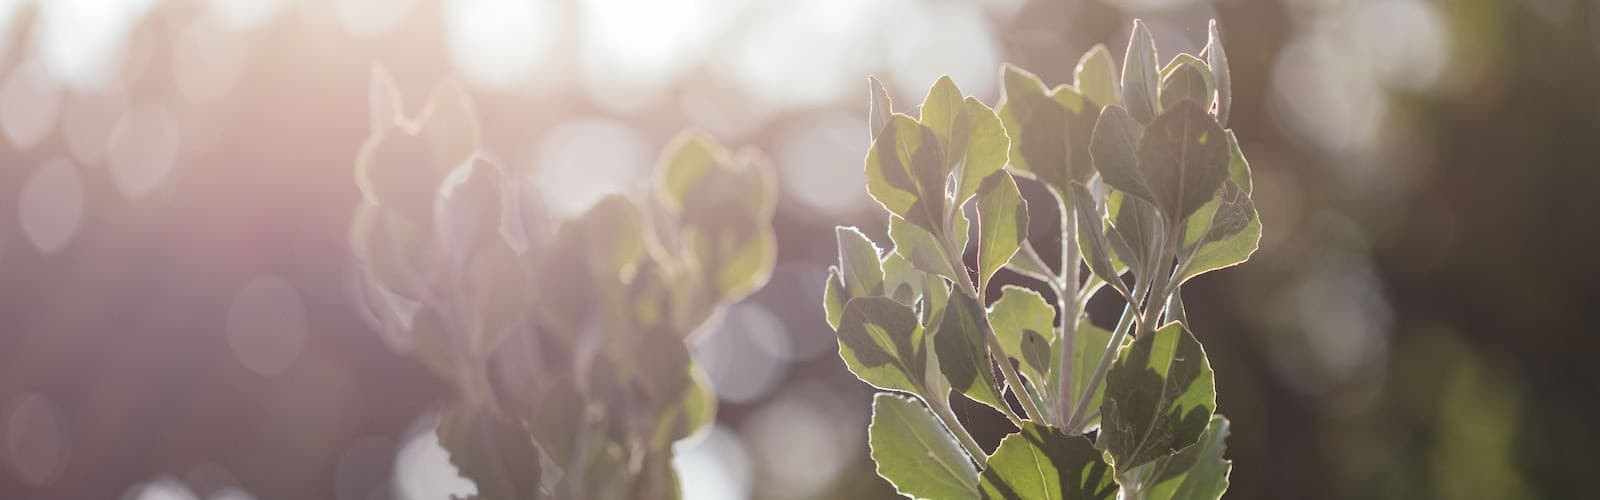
350,67,776,499
825,19,1258,499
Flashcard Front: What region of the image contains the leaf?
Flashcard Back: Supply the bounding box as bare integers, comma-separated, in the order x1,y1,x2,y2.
823,267,848,330
869,393,980,500
653,364,717,446
933,292,1008,415
889,216,960,283
953,98,1010,207
1075,44,1120,108
1108,192,1162,279
919,76,969,158
1089,105,1151,201
654,132,727,214
996,64,1051,175
870,75,894,141
836,297,929,395
1142,415,1232,500
975,172,1028,295
1158,54,1214,113
433,156,506,266
882,252,929,307
836,226,886,297
1100,322,1217,470
977,422,1118,500
1206,20,1232,127
1064,319,1113,434
1175,131,1259,285
1137,101,1230,221
1122,20,1161,123
437,403,543,500
1070,182,1126,292
1014,85,1099,196
987,286,1055,390
866,114,948,232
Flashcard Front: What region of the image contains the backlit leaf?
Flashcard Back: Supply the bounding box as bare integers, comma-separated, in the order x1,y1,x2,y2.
933,292,1008,415
1159,54,1214,113
975,172,1028,295
978,422,1118,500
837,297,930,395
1122,20,1160,123
1137,101,1230,221
869,393,980,500
1101,322,1217,470
987,286,1055,390
866,114,948,232
1089,105,1151,202
890,216,960,283
1206,20,1232,127
954,97,1011,207
870,75,894,141
1075,44,1120,108
1141,415,1232,500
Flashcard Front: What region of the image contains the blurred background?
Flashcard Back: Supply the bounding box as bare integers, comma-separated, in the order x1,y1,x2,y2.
0,0,1596,498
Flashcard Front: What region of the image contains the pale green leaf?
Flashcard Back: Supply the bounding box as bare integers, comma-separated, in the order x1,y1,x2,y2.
934,292,1009,416
866,114,948,231
837,226,886,297
1137,101,1230,221
997,64,1051,175
1205,20,1232,127
920,75,969,161
836,297,929,395
987,285,1055,390
654,132,726,214
1101,322,1217,470
1070,182,1126,293
823,267,848,330
1142,415,1232,500
890,216,959,283
1176,131,1259,285
978,422,1118,500
1089,105,1150,201
1159,54,1214,113
975,172,1028,294
954,97,1010,207
1122,20,1160,123
1075,44,1120,108
870,75,894,141
869,393,980,500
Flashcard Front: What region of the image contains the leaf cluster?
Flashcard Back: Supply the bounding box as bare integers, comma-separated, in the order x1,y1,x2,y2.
827,20,1257,500
350,67,776,500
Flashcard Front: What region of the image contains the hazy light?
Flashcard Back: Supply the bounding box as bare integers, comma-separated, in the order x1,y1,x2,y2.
720,0,881,110
530,119,650,217
226,275,308,377
18,158,86,254
107,102,181,199
692,302,791,404
776,113,870,215
5,393,71,487
207,488,258,500
393,414,475,500
444,0,558,89
885,0,1001,100
1348,0,1450,91
673,425,752,500
206,0,287,30
1270,35,1387,156
33,0,157,91
1269,247,1393,403
337,0,421,38
740,381,861,499
579,0,720,111
336,436,395,500
174,16,252,105
1,59,64,149
122,476,198,500
61,89,127,165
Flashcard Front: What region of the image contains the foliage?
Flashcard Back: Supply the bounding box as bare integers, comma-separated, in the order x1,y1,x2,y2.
350,66,775,499
826,19,1256,499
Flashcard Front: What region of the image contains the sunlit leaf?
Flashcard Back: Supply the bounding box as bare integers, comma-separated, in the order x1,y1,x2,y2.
975,172,1028,295
919,76,969,159
869,393,980,500
996,64,1051,175
1159,54,1214,113
1071,182,1127,293
653,364,716,446
1108,192,1162,279
933,292,1008,415
1064,319,1114,435
870,75,894,142
1013,85,1099,197
1140,415,1232,500
889,215,960,283
1076,44,1120,108
1101,322,1217,470
823,267,848,330
654,132,726,214
1090,105,1151,202
978,422,1118,500
954,97,1010,207
881,252,928,307
866,114,948,232
1122,20,1160,123
1176,131,1259,285
987,285,1055,390
837,297,930,395
1137,101,1230,221
1205,20,1232,127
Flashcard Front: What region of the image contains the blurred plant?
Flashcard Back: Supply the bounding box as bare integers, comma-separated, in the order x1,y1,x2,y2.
349,67,776,499
825,19,1259,499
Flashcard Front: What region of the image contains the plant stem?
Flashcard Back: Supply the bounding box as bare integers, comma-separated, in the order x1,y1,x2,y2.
1054,198,1081,429
928,396,990,468
1062,262,1151,434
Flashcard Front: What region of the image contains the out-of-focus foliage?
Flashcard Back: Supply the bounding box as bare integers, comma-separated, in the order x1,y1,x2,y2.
349,67,775,499
827,19,1254,499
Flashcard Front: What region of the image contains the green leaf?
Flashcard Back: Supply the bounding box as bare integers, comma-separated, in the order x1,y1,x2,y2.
1176,131,1259,285
1101,322,1217,470
978,422,1118,500
836,297,929,395
866,114,948,232
1159,54,1214,113
919,76,969,157
437,403,543,500
1122,20,1161,123
987,286,1055,391
1070,182,1126,293
889,216,960,283
881,252,930,307
1108,191,1162,279
653,364,717,446
975,172,1028,295
1064,319,1114,434
823,267,848,330
654,132,726,214
997,64,1051,175
870,75,894,141
575,195,646,278
1137,101,1230,221
954,97,1010,207
1013,85,1099,197
1142,415,1232,500
869,393,980,500
934,292,1008,415
1089,105,1151,202
1205,20,1232,127
836,226,886,297
1075,44,1120,108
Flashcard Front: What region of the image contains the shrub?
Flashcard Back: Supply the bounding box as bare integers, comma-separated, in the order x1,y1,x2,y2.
825,19,1258,499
